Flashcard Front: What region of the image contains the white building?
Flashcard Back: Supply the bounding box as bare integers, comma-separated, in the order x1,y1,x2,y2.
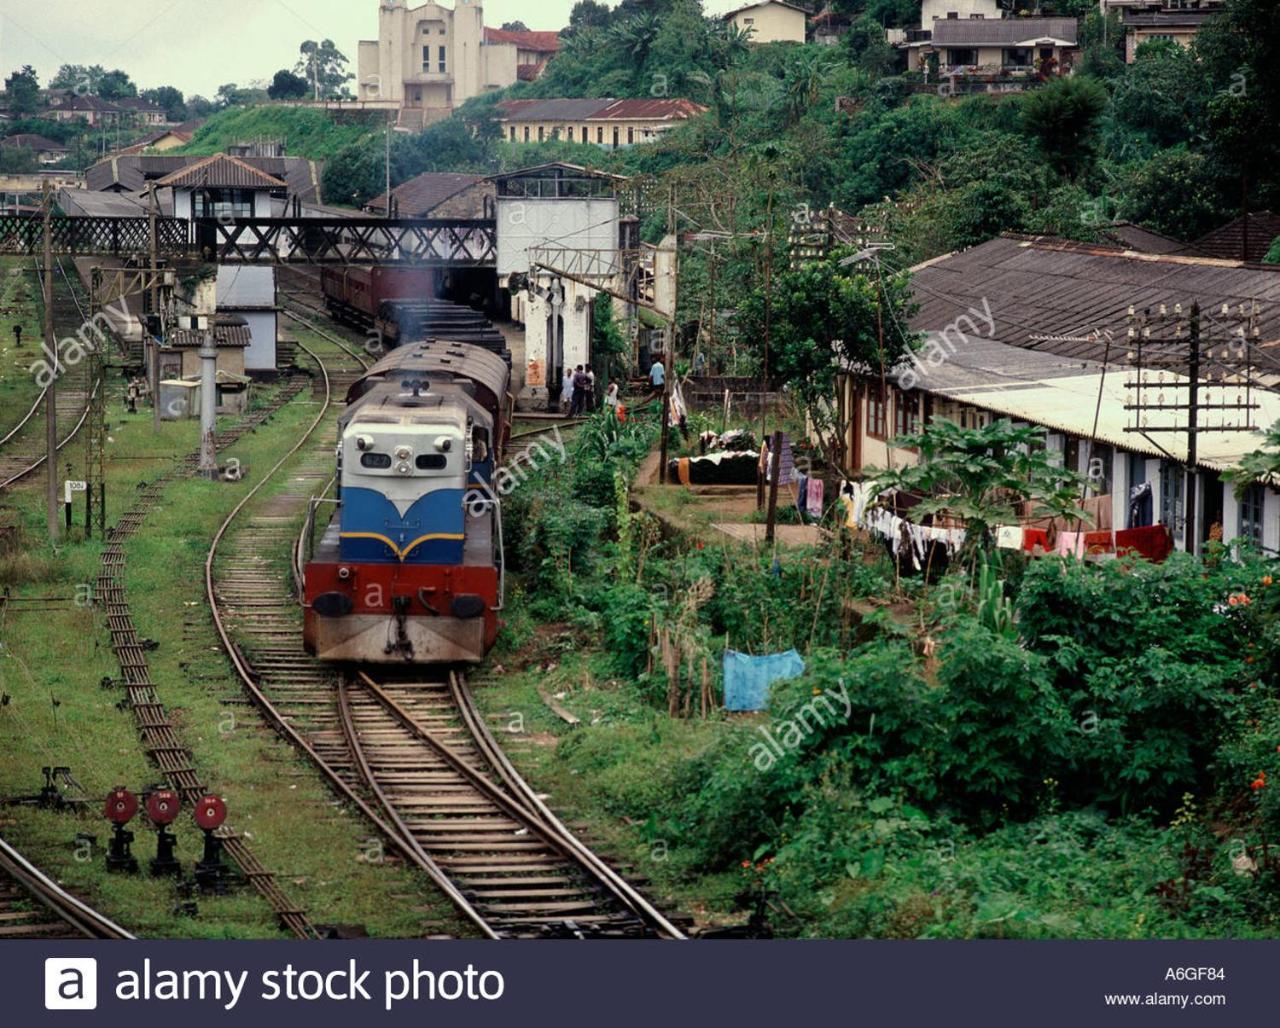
216,265,278,373
493,163,628,409
356,1,560,127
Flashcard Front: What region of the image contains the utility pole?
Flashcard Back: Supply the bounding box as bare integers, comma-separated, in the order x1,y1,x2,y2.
197,327,218,479
764,429,783,545
42,183,60,546
1184,304,1200,554
149,183,161,429
385,114,392,219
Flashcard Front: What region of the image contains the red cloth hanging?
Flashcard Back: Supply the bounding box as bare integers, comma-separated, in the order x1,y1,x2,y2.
1083,530,1114,554
1023,528,1050,553
1115,524,1174,563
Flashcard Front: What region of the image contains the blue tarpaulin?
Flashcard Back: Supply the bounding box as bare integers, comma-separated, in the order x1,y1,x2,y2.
722,649,806,712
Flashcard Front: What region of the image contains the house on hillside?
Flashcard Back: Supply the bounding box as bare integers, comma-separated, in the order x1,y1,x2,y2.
112,97,168,126
494,98,708,148
355,0,560,128
363,171,494,218
906,16,1080,82
1099,0,1224,63
723,1,809,44
835,234,1280,556
118,119,207,155
0,134,71,165
44,94,122,127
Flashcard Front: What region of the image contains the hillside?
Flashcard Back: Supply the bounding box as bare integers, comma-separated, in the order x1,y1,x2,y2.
172,104,383,162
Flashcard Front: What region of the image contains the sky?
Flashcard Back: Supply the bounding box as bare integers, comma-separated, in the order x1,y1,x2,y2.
0,1,744,99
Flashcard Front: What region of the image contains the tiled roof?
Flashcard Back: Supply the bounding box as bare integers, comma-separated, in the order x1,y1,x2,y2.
596,98,708,120
0,133,69,151
86,154,321,202
1123,8,1220,27
364,171,485,216
930,16,1078,46
496,98,614,121
723,0,810,17
483,28,561,52
155,153,287,189
1195,212,1280,264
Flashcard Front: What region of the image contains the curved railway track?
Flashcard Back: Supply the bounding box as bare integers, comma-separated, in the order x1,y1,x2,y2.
0,259,94,489
0,834,133,939
206,306,682,940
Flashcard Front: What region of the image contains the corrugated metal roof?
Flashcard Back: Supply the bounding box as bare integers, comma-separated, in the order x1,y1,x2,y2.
930,16,1078,46
85,154,322,203
901,235,1280,468
596,99,708,121
364,172,486,217
1100,221,1205,257
496,98,614,122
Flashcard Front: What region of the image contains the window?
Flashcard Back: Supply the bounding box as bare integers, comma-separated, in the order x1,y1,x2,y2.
597,126,604,144
523,125,530,141
627,127,634,144
583,125,589,142
947,48,978,65
193,188,253,221
422,45,431,73
568,127,574,141
438,45,447,73
538,126,545,141
1084,444,1112,495
893,389,919,437
509,126,516,141
612,126,619,148
1239,483,1265,547
744,16,754,24
867,385,887,440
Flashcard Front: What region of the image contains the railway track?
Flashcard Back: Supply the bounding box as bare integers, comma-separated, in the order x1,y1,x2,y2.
0,834,133,940
0,259,94,489
97,369,327,939
207,302,682,939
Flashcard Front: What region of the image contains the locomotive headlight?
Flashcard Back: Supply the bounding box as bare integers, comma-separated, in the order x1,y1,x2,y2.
394,445,413,461
395,461,412,476
435,436,452,453
355,434,374,451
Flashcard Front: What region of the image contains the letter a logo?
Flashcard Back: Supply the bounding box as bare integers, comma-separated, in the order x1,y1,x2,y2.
44,958,98,1010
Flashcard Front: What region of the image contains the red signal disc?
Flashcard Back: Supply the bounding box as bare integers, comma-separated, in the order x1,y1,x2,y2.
194,795,227,831
145,789,181,826
104,787,138,825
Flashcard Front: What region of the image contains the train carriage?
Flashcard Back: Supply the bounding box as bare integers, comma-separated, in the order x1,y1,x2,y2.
303,341,513,664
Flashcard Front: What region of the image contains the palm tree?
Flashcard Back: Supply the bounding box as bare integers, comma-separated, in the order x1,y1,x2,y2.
782,49,832,125
609,13,662,66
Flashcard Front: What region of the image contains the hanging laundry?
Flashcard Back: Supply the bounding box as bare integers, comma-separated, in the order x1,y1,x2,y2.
1116,524,1174,563
722,649,807,712
1128,482,1153,529
1056,531,1085,558
996,525,1025,550
806,476,824,516
1083,530,1114,555
795,472,808,517
1022,527,1050,554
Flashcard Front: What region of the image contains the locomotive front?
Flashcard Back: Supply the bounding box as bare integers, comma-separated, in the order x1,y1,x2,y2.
303,343,510,664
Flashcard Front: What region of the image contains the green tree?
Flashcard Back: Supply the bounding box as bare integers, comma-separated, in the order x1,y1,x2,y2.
49,64,105,94
500,21,529,32
97,69,137,100
1225,420,1280,495
142,86,186,121
567,0,613,33
267,69,310,101
870,418,1090,559
1110,42,1208,148
1020,75,1108,178
296,39,354,100
1116,147,1231,240
738,257,918,468
4,66,41,118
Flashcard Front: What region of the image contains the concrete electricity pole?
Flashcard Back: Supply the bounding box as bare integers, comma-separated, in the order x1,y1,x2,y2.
42,183,60,545
198,328,218,479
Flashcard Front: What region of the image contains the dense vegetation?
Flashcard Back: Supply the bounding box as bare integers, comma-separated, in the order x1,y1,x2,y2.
496,402,1280,938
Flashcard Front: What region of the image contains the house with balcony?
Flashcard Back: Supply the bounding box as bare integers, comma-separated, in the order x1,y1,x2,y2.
906,16,1080,85
1112,2,1223,63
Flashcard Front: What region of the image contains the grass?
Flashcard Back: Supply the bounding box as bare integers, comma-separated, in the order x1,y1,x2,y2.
174,106,382,163
0,312,472,938
0,260,45,439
